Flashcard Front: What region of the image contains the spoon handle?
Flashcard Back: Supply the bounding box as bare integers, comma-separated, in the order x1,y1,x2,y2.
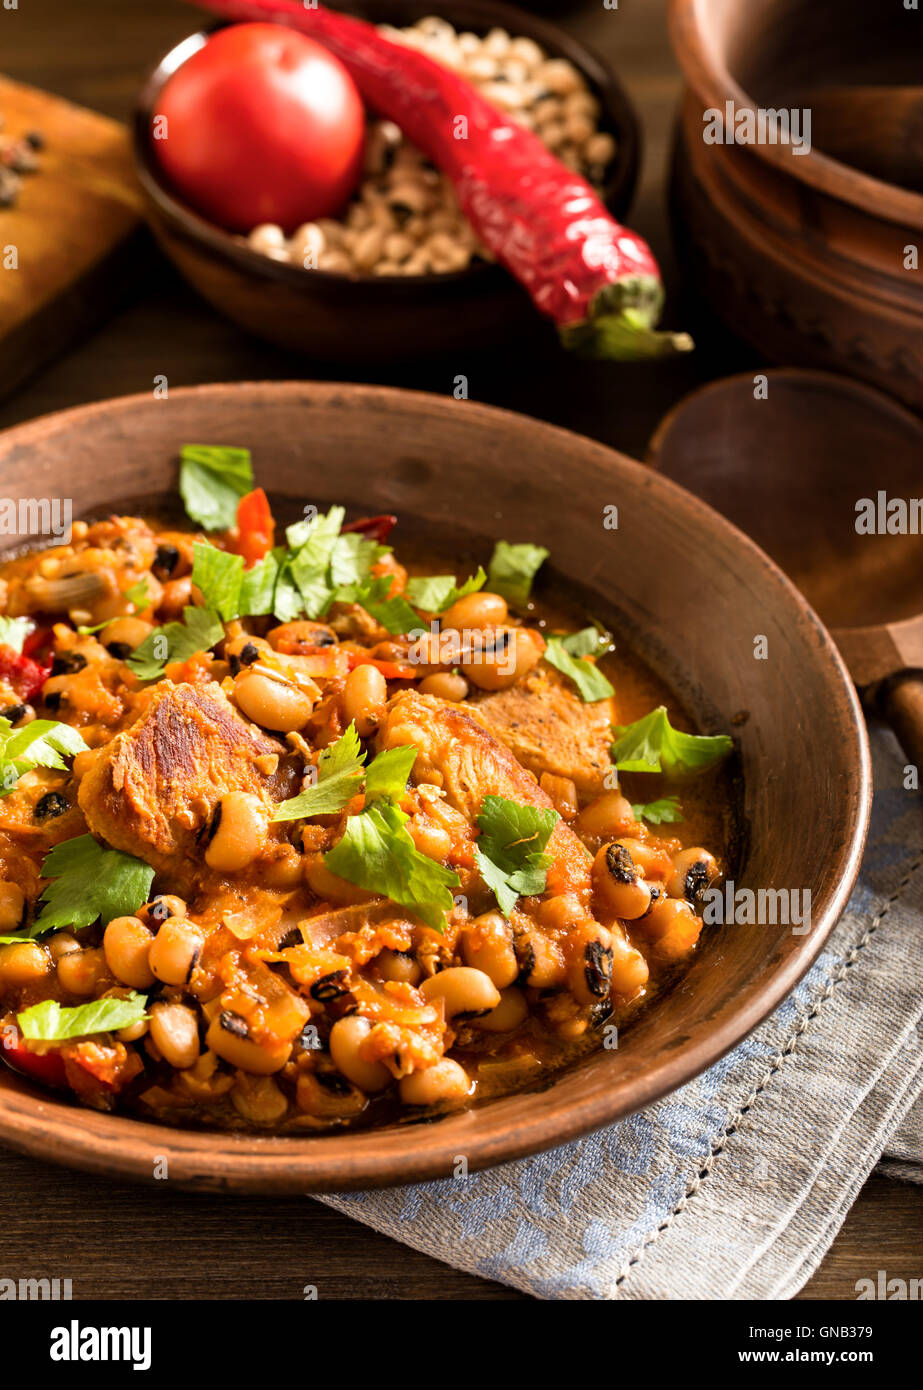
881,673,923,779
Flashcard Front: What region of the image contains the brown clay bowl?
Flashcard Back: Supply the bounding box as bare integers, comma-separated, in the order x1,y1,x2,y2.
668,0,923,411
131,1,640,363
0,382,869,1192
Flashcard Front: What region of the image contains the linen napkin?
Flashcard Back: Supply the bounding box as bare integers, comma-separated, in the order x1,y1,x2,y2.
318,724,923,1299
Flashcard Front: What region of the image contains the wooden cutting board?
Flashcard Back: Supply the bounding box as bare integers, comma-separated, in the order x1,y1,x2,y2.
0,76,143,400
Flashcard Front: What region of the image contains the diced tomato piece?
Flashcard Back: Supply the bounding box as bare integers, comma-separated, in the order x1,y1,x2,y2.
345,651,417,680
288,646,351,679
0,1027,67,1088
0,644,51,701
231,487,275,565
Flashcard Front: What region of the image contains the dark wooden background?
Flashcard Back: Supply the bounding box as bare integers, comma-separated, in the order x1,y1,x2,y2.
0,0,919,1299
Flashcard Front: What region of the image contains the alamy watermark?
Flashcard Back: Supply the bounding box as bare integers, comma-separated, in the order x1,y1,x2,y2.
0,497,72,545
703,100,812,156
701,880,812,935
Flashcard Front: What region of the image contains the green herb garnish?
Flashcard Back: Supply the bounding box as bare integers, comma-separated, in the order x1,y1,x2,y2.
631,797,683,825
179,444,253,532
324,800,459,933
32,835,155,935
126,606,224,681
473,794,559,917
487,541,549,608
0,718,87,798
611,706,733,775
17,991,148,1041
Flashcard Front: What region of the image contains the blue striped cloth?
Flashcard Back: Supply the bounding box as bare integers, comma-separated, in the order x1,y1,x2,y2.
318,725,923,1298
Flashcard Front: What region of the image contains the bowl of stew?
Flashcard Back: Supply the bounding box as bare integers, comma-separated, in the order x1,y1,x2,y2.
0,381,869,1191
131,1,640,362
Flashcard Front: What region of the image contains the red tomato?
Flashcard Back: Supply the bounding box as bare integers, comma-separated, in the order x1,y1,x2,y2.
153,23,365,233
231,487,275,566
0,1028,67,1089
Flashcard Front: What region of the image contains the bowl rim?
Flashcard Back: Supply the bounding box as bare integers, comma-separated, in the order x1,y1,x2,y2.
131,0,641,291
0,381,872,1193
668,0,923,232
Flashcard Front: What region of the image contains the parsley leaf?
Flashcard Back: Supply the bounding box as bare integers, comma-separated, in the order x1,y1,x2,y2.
544,633,615,702
191,542,245,621
364,744,417,804
32,835,155,935
179,444,253,531
487,541,549,608
405,567,487,613
126,606,224,681
272,724,366,821
557,624,613,658
288,507,346,616
631,796,683,825
18,991,148,1041
0,616,32,652
239,548,283,617
473,794,559,917
611,706,733,775
0,717,88,797
324,800,459,932
124,579,151,610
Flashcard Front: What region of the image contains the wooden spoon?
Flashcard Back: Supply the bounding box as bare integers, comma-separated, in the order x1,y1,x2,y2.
806,85,923,192
647,369,923,769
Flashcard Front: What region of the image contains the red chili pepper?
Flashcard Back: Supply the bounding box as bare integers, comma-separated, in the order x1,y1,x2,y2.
341,514,398,544
185,0,691,359
231,486,275,565
0,1027,67,1088
0,644,51,702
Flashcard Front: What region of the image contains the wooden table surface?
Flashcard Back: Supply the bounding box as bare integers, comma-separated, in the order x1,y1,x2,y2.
0,0,919,1300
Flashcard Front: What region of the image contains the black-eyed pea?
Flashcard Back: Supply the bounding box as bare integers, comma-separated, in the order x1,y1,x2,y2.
420,965,500,1018
642,897,703,962
408,819,452,862
101,615,153,656
574,791,637,843
399,1057,471,1106
56,946,107,996
329,1015,392,1092
296,1070,367,1118
148,917,204,986
477,986,528,1033
567,921,614,1006
103,916,156,989
461,912,518,989
376,948,422,985
0,940,51,987
592,843,654,920
514,930,566,988
441,590,508,633
234,668,314,732
383,231,415,263
418,672,468,701
510,35,544,67
341,663,387,737
248,223,288,259
47,931,80,962
539,773,578,820
538,58,583,95
667,847,719,904
0,880,25,932
231,1072,289,1125
205,1011,291,1074
585,131,617,166
352,225,385,270
117,1015,149,1043
149,1002,199,1070
610,931,649,999
205,792,268,874
460,625,541,692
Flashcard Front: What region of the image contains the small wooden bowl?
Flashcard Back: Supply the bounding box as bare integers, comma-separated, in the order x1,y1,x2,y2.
131,1,640,363
0,382,870,1192
669,0,923,411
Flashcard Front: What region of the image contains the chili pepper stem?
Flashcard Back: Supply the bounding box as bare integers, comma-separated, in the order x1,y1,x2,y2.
558,278,694,361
